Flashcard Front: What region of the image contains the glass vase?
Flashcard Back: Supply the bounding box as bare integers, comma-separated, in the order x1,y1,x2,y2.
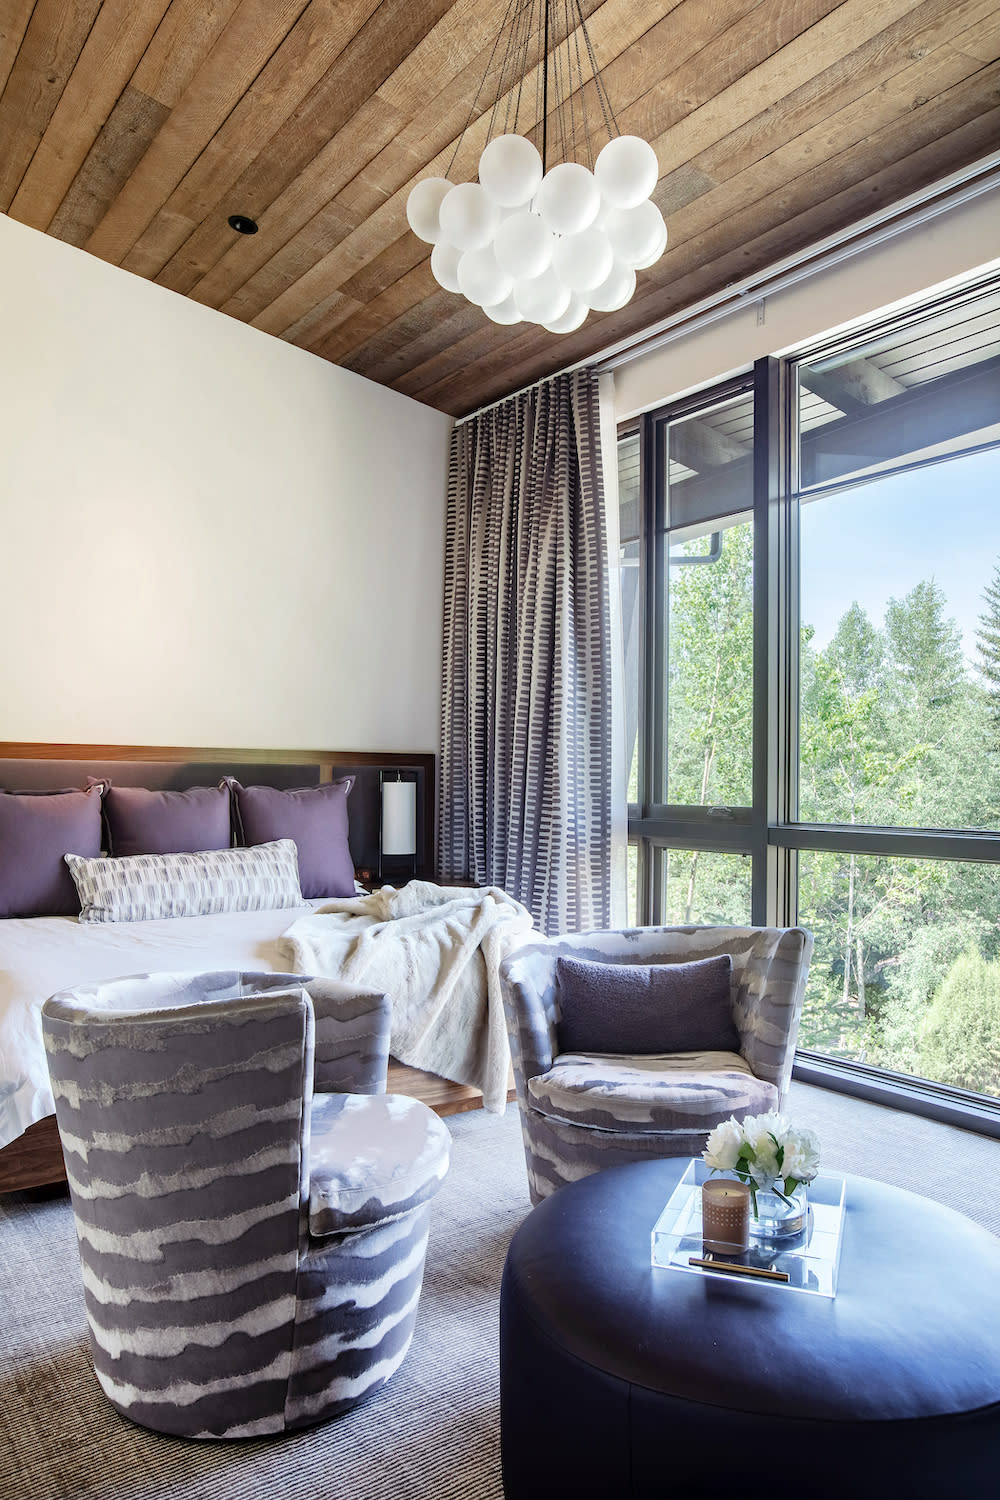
750,1182,809,1240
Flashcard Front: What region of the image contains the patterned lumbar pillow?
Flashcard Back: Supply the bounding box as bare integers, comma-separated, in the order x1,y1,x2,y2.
64,839,303,923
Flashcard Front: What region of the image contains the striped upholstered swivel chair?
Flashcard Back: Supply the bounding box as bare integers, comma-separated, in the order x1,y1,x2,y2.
41,970,450,1439
500,925,813,1204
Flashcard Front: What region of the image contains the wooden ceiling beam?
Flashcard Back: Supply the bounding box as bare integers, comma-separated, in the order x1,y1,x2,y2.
137,0,464,290
44,0,246,247
298,0,831,371
372,0,971,403
408,86,1000,414
205,0,655,333
0,0,102,212
83,0,313,265
356,0,994,391
10,0,171,231
383,3,998,402
0,1,37,100
181,0,544,316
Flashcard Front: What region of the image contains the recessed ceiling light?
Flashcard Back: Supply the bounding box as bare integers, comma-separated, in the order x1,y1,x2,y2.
228,214,259,235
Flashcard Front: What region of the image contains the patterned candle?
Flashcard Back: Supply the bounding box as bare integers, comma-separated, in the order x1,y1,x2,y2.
701,1178,751,1255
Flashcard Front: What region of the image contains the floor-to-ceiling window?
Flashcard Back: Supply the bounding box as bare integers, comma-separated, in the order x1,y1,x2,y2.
621,274,1000,1132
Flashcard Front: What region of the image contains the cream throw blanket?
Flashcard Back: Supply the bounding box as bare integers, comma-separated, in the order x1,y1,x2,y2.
278,881,534,1114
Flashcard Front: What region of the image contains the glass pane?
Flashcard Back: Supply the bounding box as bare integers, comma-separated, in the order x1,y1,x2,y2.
797,850,1000,1101
799,446,1000,831
627,841,638,925
659,848,752,925
618,431,641,806
666,519,754,807
797,282,1000,490
665,390,754,531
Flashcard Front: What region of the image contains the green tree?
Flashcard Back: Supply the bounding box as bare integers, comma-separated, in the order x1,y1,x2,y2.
976,558,1000,751
666,525,754,919
918,949,1000,1098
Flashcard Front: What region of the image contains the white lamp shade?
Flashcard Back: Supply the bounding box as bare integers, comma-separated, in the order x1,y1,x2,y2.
457,244,512,307
541,293,590,334
478,133,543,207
494,210,554,279
594,136,659,209
431,239,463,293
382,780,417,857
513,266,571,325
535,162,601,235
551,225,613,293
631,218,668,269
438,182,501,252
587,261,636,312
605,199,666,268
405,177,453,244
483,292,523,324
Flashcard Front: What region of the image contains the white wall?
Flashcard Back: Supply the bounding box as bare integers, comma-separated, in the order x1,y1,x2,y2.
614,186,1000,419
0,213,451,753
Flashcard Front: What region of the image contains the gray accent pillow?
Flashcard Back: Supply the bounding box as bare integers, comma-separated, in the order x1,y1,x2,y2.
554,953,739,1055
64,839,303,923
103,782,232,857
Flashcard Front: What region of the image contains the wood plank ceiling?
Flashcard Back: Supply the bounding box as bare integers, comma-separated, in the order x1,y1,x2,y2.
1,0,998,418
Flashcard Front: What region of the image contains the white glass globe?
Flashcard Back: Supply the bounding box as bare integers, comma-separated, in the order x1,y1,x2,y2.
405,176,453,244
494,210,553,280
587,261,636,312
457,244,512,308
478,134,543,208
594,136,659,209
483,292,523,325
604,199,666,268
551,225,613,294
513,266,571,325
535,162,601,236
631,217,668,270
542,294,590,334
438,182,501,252
430,240,463,293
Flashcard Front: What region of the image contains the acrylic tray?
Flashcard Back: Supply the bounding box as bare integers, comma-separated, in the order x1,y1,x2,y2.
651,1159,847,1298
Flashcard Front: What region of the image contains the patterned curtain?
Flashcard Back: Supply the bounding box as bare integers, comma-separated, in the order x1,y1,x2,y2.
439,367,613,935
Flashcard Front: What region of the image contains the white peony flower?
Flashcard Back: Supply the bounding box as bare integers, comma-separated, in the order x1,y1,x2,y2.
780,1126,821,1184
702,1117,744,1172
739,1111,785,1190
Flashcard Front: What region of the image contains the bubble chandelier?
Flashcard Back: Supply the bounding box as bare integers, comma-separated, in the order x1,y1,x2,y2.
405,0,665,335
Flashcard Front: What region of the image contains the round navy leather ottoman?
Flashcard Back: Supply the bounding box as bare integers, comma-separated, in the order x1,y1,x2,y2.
500,1159,1000,1499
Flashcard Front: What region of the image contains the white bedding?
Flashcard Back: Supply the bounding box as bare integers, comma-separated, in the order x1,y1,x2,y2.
0,901,326,1151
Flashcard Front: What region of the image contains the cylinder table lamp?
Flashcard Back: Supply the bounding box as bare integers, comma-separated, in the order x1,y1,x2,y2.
380,773,417,881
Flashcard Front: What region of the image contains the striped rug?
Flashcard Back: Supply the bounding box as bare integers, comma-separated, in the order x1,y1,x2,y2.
1,1085,996,1499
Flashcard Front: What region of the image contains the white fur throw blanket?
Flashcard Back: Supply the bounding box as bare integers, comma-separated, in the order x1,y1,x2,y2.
278,881,534,1114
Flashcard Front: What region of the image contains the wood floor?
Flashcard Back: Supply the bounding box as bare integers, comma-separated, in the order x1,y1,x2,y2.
0,1060,506,1196
388,1058,513,1116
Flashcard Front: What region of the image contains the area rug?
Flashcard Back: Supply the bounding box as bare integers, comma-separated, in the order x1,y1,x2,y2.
0,1084,996,1500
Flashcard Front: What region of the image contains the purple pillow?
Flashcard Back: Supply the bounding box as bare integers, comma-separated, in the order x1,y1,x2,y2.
233,778,355,898
103,783,231,857
554,953,739,1055
0,785,105,917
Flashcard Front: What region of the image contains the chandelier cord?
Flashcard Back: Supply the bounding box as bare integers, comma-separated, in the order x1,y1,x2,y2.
447,0,521,180
541,0,550,174
574,0,618,142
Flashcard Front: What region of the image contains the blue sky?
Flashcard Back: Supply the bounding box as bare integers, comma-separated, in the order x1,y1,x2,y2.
799,447,1000,666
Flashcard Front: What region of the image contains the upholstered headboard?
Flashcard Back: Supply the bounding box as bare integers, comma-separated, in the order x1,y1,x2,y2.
0,743,434,882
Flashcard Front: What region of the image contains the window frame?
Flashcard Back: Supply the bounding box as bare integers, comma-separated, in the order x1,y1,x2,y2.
622,272,1000,1137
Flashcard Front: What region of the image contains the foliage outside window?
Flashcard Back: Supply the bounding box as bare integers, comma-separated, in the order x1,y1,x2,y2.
620,275,1000,1118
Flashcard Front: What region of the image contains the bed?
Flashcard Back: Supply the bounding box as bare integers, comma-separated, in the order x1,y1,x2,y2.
0,741,505,1194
